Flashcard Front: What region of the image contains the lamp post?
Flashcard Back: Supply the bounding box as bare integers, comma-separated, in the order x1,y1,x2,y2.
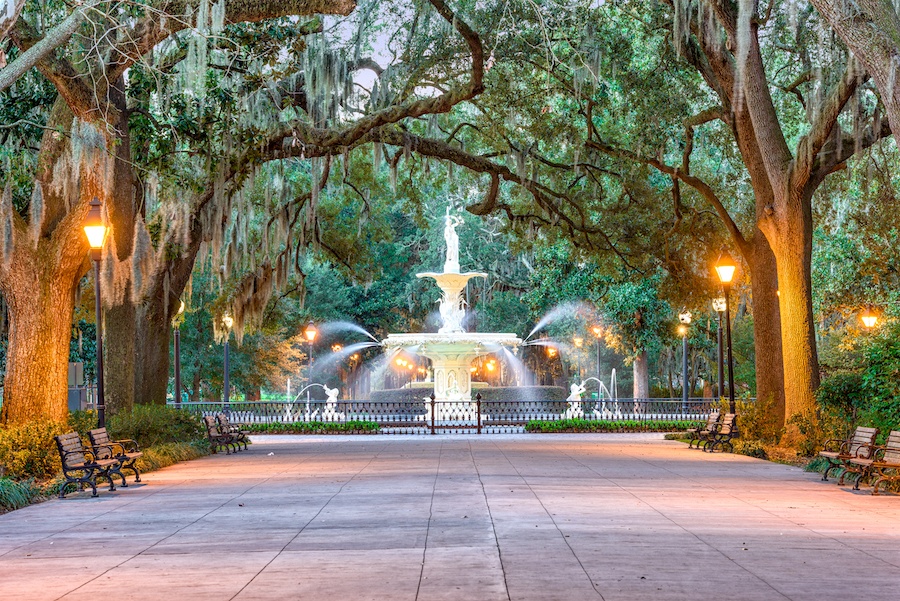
304,321,317,405
714,251,737,414
712,297,727,399
173,300,185,408
591,325,603,380
83,198,108,426
678,311,692,410
222,313,233,410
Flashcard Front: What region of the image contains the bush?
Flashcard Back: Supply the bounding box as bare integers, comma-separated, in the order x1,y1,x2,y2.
816,371,866,418
724,394,781,443
733,439,768,459
0,477,41,512
525,419,696,433
0,420,67,480
68,410,98,436
108,405,205,448
246,421,380,434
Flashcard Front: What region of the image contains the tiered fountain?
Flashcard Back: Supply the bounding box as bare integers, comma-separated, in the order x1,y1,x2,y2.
382,209,522,405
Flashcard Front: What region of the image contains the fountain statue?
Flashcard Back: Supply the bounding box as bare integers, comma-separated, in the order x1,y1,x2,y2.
382,208,521,407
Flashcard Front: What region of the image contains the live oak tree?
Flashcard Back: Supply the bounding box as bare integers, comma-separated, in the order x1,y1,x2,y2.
0,0,357,424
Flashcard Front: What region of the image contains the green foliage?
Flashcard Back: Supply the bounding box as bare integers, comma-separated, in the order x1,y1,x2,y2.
0,420,67,480
716,395,781,443
733,440,768,460
245,421,379,434
816,371,866,418
0,478,41,512
525,419,696,433
68,410,98,437
108,405,205,448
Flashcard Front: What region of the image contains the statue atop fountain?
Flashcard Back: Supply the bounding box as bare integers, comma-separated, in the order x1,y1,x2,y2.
383,206,521,407
443,207,464,274
417,209,486,334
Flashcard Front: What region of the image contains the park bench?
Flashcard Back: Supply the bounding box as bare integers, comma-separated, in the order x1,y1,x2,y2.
88,427,143,484
845,430,900,494
687,410,720,449
703,413,737,452
818,426,878,482
204,416,240,454
54,432,121,498
216,413,249,451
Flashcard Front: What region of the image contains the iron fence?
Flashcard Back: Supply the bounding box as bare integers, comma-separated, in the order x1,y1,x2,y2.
170,397,737,434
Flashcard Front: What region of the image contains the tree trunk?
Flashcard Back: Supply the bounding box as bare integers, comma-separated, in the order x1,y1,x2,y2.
632,349,649,398
767,195,820,439
100,75,137,415
1,272,77,424
133,301,171,405
746,234,786,427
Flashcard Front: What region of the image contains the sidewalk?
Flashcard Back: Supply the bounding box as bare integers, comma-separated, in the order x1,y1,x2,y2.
1,434,898,600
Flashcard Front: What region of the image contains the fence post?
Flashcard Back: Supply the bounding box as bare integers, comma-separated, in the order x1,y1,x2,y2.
430,393,436,435
476,393,482,434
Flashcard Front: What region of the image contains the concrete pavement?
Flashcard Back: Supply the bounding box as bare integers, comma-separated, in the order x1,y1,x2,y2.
1,433,898,600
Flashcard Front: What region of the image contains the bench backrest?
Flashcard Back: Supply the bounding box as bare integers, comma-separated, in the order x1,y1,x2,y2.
215,413,230,428
88,428,110,446
881,430,900,464
55,432,87,466
849,426,878,457
704,411,721,429
88,428,113,459
717,414,737,435
203,415,221,434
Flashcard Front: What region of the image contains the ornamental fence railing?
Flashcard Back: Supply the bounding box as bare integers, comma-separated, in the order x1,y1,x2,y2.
169,397,745,434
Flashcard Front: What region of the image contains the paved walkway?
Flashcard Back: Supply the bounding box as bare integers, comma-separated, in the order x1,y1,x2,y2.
1,434,898,600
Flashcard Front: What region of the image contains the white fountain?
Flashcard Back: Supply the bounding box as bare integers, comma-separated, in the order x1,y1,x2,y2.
382,209,522,405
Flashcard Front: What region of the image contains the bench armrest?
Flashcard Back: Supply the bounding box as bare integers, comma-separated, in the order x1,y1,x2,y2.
821,438,845,453
110,438,140,453
61,448,99,466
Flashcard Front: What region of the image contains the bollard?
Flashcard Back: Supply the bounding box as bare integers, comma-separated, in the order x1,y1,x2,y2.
430,393,436,435
476,393,482,434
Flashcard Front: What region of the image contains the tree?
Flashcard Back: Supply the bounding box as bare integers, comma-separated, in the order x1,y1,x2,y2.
0,1,356,424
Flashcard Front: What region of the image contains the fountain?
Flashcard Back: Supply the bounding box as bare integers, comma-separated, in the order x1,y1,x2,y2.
382,209,522,406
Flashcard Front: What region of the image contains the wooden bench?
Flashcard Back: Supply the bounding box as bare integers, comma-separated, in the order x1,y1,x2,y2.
687,410,720,449
216,413,249,451
204,416,239,454
818,426,878,482
54,432,121,499
88,427,143,484
703,413,737,452
846,430,900,494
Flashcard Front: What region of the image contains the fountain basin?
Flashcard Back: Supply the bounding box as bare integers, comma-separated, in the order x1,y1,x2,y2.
383,332,521,402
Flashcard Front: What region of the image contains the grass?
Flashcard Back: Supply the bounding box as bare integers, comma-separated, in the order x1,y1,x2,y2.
245,421,380,434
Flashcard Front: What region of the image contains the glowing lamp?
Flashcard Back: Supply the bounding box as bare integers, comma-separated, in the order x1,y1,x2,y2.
714,251,737,284
712,297,726,313
678,311,692,325
83,198,108,250
677,324,687,337
591,325,603,338
573,337,583,348
304,321,317,343
861,309,878,329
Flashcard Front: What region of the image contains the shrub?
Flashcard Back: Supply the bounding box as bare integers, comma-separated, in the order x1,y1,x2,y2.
246,421,380,434
0,477,41,512
816,371,866,418
68,410,98,436
108,405,205,448
733,440,768,459
0,420,67,480
525,419,696,433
